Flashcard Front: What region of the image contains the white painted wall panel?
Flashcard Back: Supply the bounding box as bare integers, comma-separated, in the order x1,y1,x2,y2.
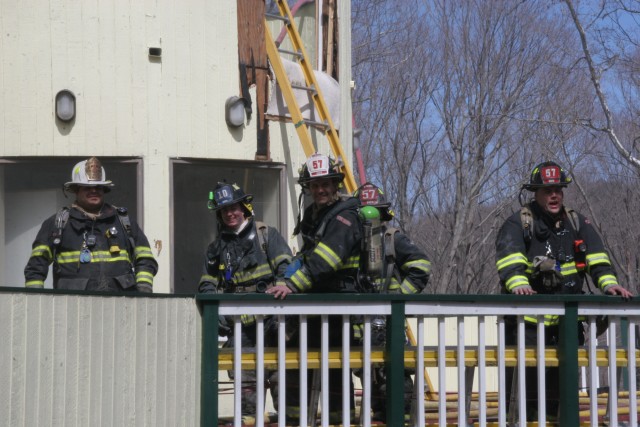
0,291,201,427
0,0,352,292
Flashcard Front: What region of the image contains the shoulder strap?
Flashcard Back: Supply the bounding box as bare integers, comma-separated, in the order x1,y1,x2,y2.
54,207,70,237
255,221,268,253
315,197,360,242
113,206,136,260
565,207,580,234
382,227,401,293
51,207,70,260
520,204,533,244
255,220,276,277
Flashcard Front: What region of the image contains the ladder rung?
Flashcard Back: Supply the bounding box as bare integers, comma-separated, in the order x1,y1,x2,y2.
303,119,328,129
291,83,315,93
265,12,289,24
277,48,303,58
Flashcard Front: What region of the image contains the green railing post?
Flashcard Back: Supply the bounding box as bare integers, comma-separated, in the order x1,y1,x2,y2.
558,301,580,426
386,300,406,427
201,300,220,427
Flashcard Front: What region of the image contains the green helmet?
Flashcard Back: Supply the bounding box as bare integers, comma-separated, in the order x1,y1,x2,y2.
297,153,345,189
522,161,572,191
207,182,253,216
353,182,395,221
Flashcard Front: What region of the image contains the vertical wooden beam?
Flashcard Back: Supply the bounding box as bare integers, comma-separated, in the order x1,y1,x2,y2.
237,0,271,160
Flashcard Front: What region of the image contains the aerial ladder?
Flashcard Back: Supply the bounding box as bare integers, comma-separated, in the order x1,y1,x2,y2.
265,0,357,194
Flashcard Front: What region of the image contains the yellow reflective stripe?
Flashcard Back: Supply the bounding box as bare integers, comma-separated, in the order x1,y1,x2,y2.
598,274,618,289
496,253,528,271
135,246,154,259
291,269,312,292
313,242,341,270
30,244,52,261
387,278,401,291
273,254,292,266
560,261,577,276
25,280,44,287
401,259,431,274
200,274,217,283
505,275,529,291
240,314,256,325
400,278,418,294
586,252,611,267
136,271,154,284
233,263,272,283
338,255,359,270
353,324,363,339
57,251,131,264
524,314,560,325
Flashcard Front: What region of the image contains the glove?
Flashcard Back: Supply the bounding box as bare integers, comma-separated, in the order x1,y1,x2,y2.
136,283,153,293
284,257,303,279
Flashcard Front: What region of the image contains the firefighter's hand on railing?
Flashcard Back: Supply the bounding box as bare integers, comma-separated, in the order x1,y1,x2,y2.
604,284,634,300
266,280,292,300
511,285,537,295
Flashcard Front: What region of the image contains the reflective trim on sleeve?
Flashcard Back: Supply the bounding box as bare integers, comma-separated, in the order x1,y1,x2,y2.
400,278,419,294
136,270,154,285
496,253,528,271
505,275,529,291
290,269,313,292
598,274,619,290
134,246,155,260
30,245,53,261
338,255,359,270
401,259,431,274
25,280,45,287
233,263,273,284
313,242,341,271
199,274,218,285
586,252,612,267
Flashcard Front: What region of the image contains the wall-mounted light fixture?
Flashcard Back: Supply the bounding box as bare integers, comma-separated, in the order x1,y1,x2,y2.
55,90,76,122
225,96,246,128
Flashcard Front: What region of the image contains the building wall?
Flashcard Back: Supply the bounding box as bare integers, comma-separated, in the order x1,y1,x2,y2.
0,0,353,291
0,291,201,427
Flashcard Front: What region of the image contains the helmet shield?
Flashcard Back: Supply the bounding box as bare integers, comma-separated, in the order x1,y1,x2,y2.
353,182,395,221
64,157,114,192
523,161,572,191
298,153,345,188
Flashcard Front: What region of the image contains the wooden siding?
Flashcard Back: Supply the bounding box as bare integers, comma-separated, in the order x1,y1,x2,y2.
0,291,201,427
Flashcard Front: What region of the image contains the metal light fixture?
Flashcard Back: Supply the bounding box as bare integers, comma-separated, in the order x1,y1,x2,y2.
55,90,76,122
225,96,246,128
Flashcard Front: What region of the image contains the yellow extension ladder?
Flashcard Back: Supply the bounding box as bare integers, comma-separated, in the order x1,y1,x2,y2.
265,0,357,194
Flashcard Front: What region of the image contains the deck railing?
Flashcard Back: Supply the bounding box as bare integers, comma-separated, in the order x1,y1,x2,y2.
1,288,637,427
198,293,640,427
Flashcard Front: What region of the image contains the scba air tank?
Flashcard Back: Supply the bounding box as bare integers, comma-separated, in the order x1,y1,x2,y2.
360,205,383,283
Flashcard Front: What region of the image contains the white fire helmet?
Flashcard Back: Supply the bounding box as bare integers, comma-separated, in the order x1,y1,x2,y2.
64,157,114,193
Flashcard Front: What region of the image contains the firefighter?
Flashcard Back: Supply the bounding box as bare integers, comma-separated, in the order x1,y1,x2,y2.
198,181,292,425
495,161,633,421
352,182,431,422
24,157,158,292
267,153,362,424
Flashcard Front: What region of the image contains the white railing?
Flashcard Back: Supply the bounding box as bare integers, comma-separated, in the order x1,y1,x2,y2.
199,294,640,427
